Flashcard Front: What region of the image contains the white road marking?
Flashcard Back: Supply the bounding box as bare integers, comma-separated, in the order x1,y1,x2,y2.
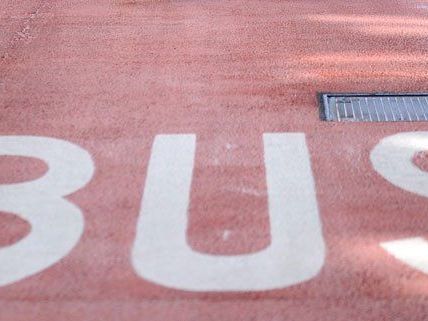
372,132,428,274
381,237,428,275
371,132,428,198
0,136,94,287
132,133,325,292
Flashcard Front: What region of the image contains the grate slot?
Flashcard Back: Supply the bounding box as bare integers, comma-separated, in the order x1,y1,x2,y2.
321,93,428,122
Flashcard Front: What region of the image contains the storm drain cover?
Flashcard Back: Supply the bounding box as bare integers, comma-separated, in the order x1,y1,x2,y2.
320,93,428,122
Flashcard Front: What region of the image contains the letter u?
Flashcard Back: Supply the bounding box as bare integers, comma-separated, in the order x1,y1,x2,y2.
132,133,325,292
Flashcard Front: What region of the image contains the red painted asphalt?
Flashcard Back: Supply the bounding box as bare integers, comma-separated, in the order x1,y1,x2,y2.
1,0,428,320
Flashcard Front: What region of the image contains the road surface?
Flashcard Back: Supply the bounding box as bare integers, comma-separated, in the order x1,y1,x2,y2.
1,0,428,320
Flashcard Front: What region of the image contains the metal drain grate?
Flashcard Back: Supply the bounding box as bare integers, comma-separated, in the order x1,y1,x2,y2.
320,93,428,122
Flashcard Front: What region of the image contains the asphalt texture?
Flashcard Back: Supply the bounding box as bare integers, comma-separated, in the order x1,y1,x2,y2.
1,1,428,320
